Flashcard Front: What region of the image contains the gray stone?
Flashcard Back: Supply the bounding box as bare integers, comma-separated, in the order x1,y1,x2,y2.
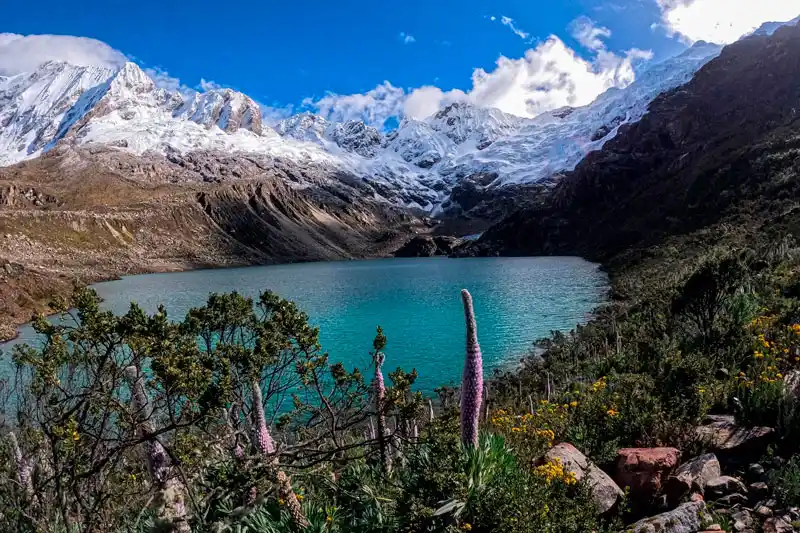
626,502,707,533
748,481,769,500
754,505,774,518
695,415,774,454
748,463,765,478
763,517,793,533
667,454,721,502
705,476,748,499
545,443,623,514
783,370,800,398
717,493,748,506
732,509,754,532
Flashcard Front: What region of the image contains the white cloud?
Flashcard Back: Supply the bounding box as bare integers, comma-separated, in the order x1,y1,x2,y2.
305,28,652,123
259,104,295,126
0,33,126,75
144,66,186,91
466,37,651,117
199,78,222,91
302,82,407,127
570,16,612,51
498,16,531,40
657,0,800,43
404,86,468,120
399,32,416,44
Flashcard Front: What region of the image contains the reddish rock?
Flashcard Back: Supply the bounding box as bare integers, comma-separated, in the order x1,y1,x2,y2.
616,447,681,500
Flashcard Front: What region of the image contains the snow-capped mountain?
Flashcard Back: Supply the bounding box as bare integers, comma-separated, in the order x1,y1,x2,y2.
0,40,725,213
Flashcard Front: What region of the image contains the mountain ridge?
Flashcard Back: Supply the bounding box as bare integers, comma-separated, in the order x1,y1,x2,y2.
0,42,724,215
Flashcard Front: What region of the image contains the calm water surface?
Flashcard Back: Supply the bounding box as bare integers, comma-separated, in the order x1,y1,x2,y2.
5,257,607,393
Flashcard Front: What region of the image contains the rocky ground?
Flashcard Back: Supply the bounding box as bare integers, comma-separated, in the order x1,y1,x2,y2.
547,403,800,533
0,148,430,341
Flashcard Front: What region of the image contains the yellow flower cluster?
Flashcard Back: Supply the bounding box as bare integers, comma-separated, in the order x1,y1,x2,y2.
535,457,577,485
490,408,559,445
591,376,607,392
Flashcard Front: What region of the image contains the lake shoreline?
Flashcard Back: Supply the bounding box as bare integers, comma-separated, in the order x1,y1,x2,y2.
4,257,609,394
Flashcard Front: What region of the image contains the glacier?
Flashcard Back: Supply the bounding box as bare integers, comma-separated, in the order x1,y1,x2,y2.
0,41,723,213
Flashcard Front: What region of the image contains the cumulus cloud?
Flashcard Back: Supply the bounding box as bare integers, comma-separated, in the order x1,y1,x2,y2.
143,66,187,92
199,78,222,91
466,37,651,117
657,0,800,43
399,32,416,44
497,16,531,40
0,33,127,75
404,86,468,120
303,82,408,127
305,20,652,122
570,16,612,51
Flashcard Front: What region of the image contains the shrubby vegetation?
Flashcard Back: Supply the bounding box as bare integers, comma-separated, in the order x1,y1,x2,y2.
4,232,800,532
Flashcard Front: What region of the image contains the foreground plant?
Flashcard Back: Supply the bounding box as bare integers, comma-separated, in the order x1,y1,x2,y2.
460,289,484,448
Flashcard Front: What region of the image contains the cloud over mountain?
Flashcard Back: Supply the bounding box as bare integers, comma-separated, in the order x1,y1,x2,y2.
0,33,126,75
657,0,800,43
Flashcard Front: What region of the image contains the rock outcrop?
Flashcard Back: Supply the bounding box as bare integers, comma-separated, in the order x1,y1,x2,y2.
626,501,707,533
545,443,623,514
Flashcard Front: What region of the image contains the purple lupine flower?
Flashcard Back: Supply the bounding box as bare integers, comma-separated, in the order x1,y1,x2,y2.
8,432,34,499
251,380,276,455
249,381,309,528
460,289,483,448
125,366,170,485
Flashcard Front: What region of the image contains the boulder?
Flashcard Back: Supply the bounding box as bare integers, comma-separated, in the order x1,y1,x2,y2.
716,493,747,506
616,447,680,504
783,370,800,398
763,517,793,533
748,463,765,479
545,443,622,514
626,501,707,533
705,476,748,499
748,481,769,501
695,415,774,456
731,509,754,532
667,454,721,503
754,505,774,518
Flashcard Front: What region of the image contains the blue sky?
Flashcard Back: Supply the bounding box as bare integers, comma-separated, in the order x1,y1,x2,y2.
2,0,798,125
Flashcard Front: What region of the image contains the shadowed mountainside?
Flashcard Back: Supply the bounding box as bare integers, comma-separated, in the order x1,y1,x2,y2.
469,23,800,266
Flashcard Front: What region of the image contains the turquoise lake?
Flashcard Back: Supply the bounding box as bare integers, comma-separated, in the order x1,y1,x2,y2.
3,257,608,393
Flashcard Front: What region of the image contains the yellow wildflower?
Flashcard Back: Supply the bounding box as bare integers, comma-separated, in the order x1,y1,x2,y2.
569,401,579,408
462,524,473,531
607,409,619,417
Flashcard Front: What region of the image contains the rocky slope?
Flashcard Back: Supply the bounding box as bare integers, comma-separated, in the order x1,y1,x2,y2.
468,23,800,264
0,148,426,339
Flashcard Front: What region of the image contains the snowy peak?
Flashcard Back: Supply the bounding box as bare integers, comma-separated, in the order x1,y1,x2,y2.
0,61,114,165
176,88,264,135
325,120,384,157
109,62,156,94
426,102,526,148
385,119,454,169
274,112,330,143
274,113,384,157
